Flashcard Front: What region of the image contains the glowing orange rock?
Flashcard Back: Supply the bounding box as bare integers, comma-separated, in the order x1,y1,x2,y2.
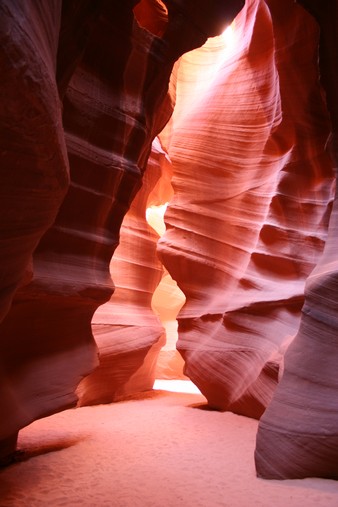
158,0,334,418
77,140,168,405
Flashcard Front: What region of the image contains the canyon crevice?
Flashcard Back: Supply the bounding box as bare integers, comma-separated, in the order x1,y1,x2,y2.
0,0,337,480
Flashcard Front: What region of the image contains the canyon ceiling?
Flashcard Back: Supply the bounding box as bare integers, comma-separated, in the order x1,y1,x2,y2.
0,0,337,480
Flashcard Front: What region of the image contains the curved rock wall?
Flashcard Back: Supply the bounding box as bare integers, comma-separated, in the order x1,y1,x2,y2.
77,139,168,405
255,0,338,480
0,0,245,461
0,0,68,323
0,0,69,459
1,0,337,481
157,0,334,418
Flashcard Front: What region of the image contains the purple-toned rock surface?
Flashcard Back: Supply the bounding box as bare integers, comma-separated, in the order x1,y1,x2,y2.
0,0,69,459
255,0,338,480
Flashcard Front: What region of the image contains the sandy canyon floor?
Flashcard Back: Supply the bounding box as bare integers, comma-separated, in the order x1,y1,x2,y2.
0,381,338,507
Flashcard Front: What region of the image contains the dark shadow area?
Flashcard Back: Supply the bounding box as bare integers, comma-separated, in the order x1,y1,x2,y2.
2,435,88,468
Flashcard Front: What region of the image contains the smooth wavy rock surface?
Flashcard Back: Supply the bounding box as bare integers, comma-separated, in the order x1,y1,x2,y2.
255,0,338,480
0,0,69,322
77,140,168,405
1,1,169,458
157,0,334,418
255,135,338,480
0,0,245,461
0,0,69,460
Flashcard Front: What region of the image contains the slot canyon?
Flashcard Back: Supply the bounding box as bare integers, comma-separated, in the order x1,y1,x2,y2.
0,0,338,493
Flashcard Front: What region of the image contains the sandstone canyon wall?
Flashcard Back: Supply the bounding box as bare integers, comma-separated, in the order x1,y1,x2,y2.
76,139,168,406
158,0,334,420
255,0,338,480
0,0,245,462
1,0,338,481
0,0,71,460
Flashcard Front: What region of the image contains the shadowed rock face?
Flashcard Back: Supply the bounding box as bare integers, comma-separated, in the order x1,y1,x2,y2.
0,0,245,461
0,0,69,460
255,0,338,480
0,1,69,323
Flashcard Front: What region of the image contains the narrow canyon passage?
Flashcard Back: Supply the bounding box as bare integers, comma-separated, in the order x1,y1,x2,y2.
1,0,338,486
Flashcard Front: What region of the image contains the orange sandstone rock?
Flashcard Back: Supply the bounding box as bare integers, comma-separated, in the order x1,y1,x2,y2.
158,0,334,417
0,0,245,461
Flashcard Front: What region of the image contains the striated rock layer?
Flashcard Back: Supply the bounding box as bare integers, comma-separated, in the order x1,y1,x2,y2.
2,0,337,481
158,0,334,418
0,1,69,323
0,0,245,461
0,0,69,459
255,0,338,480
77,139,168,405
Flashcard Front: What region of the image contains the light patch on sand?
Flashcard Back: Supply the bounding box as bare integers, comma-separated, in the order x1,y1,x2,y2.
153,379,202,394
